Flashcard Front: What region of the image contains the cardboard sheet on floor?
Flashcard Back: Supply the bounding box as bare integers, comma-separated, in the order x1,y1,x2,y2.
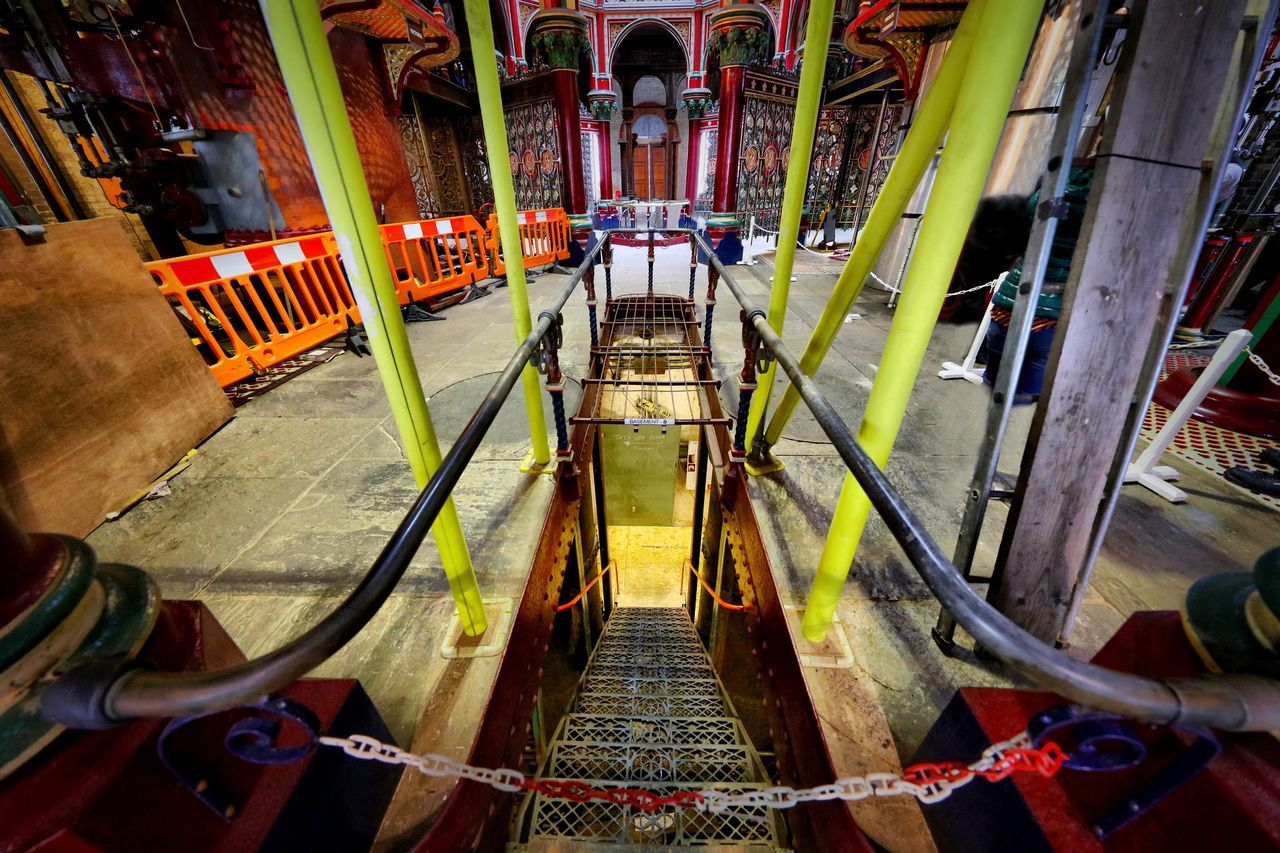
0,220,233,537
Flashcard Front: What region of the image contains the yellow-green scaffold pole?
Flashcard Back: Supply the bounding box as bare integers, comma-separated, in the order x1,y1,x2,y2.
260,0,487,635
759,0,988,455
741,0,836,460
464,0,553,469
801,0,1043,642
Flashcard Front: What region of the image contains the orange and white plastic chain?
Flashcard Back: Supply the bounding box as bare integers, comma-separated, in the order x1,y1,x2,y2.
318,730,1066,813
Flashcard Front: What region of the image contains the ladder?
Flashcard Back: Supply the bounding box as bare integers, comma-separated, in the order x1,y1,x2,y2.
512,607,786,849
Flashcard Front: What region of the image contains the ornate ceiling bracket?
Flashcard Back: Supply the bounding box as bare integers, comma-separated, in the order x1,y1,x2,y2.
528,8,592,71
323,0,461,100
707,3,772,69
843,1,962,102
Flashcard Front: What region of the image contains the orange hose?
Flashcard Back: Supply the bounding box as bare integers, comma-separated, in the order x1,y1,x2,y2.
556,560,617,612
682,559,749,612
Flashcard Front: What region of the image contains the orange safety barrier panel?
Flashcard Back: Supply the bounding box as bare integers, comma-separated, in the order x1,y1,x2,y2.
147,234,359,388
486,208,571,276
380,215,490,304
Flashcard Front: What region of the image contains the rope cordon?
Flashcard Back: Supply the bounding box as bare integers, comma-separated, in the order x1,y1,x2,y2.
318,730,1066,811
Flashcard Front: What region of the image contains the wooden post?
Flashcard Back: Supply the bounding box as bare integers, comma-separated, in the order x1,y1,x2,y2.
987,0,1250,643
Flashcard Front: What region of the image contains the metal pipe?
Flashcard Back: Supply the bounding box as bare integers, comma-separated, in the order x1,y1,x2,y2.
43,241,604,725
0,80,70,222
802,0,1041,644
742,0,837,453
698,234,1280,731
590,430,613,619
759,0,988,450
463,0,551,467
0,71,86,221
257,0,488,635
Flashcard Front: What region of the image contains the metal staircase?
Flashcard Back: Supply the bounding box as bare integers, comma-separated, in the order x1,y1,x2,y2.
512,607,786,850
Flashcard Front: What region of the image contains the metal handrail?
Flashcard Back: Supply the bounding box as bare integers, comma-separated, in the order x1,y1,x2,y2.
695,232,1280,731
45,228,1280,731
43,239,607,726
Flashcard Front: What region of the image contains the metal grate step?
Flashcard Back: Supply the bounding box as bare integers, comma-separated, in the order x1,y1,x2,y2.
517,607,784,848
558,714,744,747
527,782,779,846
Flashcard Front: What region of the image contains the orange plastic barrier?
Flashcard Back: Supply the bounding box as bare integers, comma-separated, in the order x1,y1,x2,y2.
486,208,571,276
147,234,359,387
380,215,489,304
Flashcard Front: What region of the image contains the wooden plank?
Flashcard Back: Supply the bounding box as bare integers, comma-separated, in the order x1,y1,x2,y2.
988,0,1249,642
0,219,232,537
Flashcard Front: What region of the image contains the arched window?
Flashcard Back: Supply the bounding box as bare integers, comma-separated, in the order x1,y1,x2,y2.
632,114,666,140
632,76,666,107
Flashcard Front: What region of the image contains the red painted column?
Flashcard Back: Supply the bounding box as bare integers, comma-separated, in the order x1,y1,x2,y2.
686,117,702,207
1176,234,1255,338
552,69,587,217
712,64,746,226
597,123,614,199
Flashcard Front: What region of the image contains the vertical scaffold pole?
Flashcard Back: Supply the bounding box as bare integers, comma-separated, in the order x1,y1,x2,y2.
464,0,551,468
801,0,1043,643
759,0,989,452
259,0,486,635
741,0,835,457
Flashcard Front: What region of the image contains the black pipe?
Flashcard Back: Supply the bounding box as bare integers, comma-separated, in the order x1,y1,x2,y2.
590,429,612,620
42,240,605,726
687,424,708,616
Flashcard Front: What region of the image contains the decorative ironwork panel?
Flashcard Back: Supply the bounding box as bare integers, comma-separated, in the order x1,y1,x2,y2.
506,99,562,210
581,129,596,202
735,93,795,231
804,106,851,218
696,124,717,216
837,103,903,228
423,114,467,214
461,115,494,214
398,114,440,219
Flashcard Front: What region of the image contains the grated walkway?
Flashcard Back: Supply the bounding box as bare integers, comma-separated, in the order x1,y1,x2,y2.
513,607,785,850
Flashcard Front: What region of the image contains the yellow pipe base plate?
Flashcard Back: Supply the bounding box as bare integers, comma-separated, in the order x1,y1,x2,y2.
744,454,786,476
520,450,558,476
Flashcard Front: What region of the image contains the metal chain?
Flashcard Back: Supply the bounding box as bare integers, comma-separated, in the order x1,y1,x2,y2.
1245,345,1280,386
318,730,1066,813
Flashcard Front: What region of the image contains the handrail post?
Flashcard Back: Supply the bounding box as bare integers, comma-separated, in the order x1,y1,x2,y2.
742,0,836,465
733,310,761,457
704,263,719,346
583,262,599,349
688,232,698,302
538,310,571,458
464,0,551,469
603,232,613,302
259,0,485,635
647,229,655,297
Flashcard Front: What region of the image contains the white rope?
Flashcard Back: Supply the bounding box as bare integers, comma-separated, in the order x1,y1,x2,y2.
1245,345,1280,386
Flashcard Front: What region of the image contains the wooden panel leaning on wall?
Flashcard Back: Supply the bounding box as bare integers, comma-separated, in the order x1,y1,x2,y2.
0,219,233,538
